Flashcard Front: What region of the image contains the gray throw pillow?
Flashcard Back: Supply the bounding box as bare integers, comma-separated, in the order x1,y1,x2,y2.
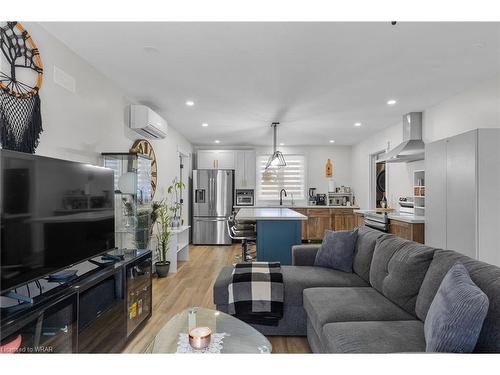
314,229,358,272
424,262,489,353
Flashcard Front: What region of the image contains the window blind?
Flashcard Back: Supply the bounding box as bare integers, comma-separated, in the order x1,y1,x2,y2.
256,154,306,201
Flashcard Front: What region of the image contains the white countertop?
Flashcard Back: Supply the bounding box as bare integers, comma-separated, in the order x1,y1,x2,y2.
354,209,425,224
234,205,359,209
235,207,308,221
170,225,190,234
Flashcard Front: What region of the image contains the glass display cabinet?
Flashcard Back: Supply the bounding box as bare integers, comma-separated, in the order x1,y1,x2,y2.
102,153,153,250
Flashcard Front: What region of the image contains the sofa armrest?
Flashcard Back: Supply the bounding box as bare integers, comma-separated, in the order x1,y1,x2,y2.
292,244,321,266
213,266,234,305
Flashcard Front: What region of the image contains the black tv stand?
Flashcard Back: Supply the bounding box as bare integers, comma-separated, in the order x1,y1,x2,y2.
102,253,124,262
1,249,152,353
3,290,34,304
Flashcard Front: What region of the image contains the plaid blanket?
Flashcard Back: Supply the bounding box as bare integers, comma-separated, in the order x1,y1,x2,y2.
227,262,284,326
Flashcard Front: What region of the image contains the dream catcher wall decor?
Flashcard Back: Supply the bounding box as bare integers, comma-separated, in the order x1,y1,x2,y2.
0,21,43,153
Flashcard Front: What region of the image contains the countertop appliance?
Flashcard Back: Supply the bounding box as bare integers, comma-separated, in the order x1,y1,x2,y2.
193,169,234,245
308,188,317,205
316,194,327,206
235,189,254,206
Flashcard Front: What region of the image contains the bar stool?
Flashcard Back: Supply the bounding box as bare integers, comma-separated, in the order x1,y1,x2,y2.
226,216,257,262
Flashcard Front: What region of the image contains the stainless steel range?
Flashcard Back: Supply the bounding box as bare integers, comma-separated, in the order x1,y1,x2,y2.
398,197,415,215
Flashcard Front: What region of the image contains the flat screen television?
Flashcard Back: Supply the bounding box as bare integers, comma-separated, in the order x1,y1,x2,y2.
0,150,115,294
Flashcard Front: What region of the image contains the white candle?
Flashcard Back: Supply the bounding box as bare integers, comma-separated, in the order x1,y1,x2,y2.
188,326,212,349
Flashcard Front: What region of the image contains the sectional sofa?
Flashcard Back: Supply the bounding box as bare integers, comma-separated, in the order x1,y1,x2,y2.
213,226,500,353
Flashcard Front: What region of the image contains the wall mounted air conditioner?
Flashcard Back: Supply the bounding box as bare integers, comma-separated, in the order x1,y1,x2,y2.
129,105,168,139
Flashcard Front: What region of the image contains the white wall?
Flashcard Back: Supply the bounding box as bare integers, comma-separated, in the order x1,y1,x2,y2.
254,145,352,202
25,23,193,225
423,78,500,143
352,76,500,209
195,145,353,204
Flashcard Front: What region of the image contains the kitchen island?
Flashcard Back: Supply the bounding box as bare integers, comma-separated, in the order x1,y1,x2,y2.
235,208,307,265
234,205,359,240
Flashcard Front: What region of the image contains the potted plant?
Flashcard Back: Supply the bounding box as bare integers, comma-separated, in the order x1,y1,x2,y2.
154,201,172,278
167,178,186,228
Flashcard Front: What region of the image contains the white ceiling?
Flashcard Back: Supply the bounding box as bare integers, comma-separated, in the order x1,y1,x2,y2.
41,22,500,146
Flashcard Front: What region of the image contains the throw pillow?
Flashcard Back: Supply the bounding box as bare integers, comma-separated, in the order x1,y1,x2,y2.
424,262,489,353
314,229,358,272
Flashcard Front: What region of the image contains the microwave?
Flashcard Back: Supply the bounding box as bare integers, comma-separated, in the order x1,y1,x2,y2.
235,189,254,206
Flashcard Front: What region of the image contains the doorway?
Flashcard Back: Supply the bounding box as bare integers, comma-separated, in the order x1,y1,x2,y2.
369,151,388,209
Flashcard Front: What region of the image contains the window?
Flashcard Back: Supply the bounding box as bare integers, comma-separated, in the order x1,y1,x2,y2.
256,154,306,201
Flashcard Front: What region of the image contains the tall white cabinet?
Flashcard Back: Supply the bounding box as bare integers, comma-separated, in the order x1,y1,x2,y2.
425,129,500,266
235,150,256,190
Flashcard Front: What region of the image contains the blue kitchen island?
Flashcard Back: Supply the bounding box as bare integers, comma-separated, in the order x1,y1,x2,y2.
235,207,307,265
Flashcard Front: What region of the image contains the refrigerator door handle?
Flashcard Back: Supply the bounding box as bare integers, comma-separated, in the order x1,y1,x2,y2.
207,176,212,212
211,175,216,213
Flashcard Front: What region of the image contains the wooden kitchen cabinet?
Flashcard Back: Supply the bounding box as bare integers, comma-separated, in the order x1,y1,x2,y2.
290,207,358,242
331,208,355,231
388,220,425,244
354,213,365,228
333,214,355,231
306,208,331,240
197,150,235,169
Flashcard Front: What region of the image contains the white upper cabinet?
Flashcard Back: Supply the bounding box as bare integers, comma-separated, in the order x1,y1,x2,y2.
235,150,256,190
196,150,235,169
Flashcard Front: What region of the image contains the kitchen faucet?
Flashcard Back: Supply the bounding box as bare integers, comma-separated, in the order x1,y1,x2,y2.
279,189,287,206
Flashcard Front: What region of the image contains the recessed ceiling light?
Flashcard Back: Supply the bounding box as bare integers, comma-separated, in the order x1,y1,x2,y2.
387,99,397,105
279,143,285,146
329,140,335,143
143,46,160,54
202,123,208,127
185,100,195,106
354,122,362,127
214,140,220,144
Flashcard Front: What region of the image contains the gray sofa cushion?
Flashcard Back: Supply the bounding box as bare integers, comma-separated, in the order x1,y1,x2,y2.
352,226,387,282
292,244,320,266
416,249,500,352
213,265,368,306
424,262,489,353
303,287,416,337
217,303,308,336
322,320,426,353
369,235,436,315
314,229,358,272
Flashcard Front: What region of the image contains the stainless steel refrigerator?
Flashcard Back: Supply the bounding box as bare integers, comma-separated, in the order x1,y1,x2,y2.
192,169,234,244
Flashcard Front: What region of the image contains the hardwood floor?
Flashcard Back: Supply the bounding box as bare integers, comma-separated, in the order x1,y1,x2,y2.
123,244,311,353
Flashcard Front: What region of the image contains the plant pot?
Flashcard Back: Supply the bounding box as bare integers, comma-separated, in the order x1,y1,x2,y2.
155,261,170,278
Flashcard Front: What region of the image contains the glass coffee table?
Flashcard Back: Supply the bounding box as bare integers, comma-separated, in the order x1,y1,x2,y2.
146,307,272,353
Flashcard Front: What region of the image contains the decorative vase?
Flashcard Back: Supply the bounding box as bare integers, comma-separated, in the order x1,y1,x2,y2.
155,261,170,278
171,216,181,228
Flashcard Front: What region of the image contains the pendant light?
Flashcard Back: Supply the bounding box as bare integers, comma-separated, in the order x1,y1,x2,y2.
265,122,287,170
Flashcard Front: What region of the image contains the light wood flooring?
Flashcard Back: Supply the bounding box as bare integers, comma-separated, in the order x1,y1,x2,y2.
123,244,311,353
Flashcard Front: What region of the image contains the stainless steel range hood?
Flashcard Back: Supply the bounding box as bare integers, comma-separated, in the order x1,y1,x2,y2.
379,112,425,163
